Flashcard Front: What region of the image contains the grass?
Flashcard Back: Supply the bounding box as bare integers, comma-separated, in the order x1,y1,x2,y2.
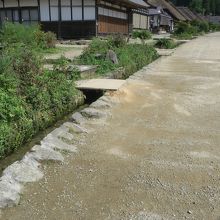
76,36,158,78
0,23,83,159
39,46,71,55
155,38,179,49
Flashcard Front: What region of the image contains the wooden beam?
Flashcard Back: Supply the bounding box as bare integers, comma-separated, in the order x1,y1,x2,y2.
82,0,84,21
70,0,73,20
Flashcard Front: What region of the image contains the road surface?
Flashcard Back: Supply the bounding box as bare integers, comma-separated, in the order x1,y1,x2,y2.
1,33,220,220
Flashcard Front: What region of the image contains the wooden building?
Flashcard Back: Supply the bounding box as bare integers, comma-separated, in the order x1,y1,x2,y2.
0,0,144,39
148,6,173,32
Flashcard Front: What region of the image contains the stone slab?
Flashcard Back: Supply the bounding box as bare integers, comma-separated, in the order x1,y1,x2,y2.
76,79,126,91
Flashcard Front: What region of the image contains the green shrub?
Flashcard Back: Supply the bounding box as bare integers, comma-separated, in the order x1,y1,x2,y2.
132,30,152,40
0,22,56,50
190,20,209,33
209,22,220,32
174,21,198,36
107,34,126,48
155,38,177,49
77,38,116,75
77,37,158,78
0,39,82,159
117,44,158,78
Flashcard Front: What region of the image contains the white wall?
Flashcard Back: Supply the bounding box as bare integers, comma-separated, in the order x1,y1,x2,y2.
0,0,96,22
98,7,127,20
4,0,18,7
20,0,38,7
40,0,50,21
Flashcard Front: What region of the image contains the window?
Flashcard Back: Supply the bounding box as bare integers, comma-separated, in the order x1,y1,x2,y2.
72,0,82,20
98,7,127,20
0,7,39,25
50,0,58,21
61,0,71,21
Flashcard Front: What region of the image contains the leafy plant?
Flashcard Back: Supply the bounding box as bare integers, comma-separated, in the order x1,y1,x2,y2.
0,25,82,159
132,30,152,40
0,22,56,50
155,39,177,49
77,37,158,78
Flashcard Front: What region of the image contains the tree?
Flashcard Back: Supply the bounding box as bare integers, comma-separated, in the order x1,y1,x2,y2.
171,0,220,15
190,0,203,13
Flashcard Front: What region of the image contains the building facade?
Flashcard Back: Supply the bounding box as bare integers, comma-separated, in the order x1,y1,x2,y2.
0,0,142,39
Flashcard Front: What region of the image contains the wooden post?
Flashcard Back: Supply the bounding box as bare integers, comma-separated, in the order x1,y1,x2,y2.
2,0,6,18
58,0,61,39
17,0,22,23
48,0,51,21
95,0,98,36
37,0,41,22
82,0,84,21
70,0,73,20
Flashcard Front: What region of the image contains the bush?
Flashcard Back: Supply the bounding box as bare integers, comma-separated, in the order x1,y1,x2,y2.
209,22,220,32
107,34,127,48
0,22,56,50
77,38,117,75
117,44,158,78
77,37,158,78
190,20,209,33
0,30,81,159
132,30,152,40
155,38,177,49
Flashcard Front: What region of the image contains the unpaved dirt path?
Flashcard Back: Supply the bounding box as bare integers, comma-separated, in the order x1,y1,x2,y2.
2,33,220,220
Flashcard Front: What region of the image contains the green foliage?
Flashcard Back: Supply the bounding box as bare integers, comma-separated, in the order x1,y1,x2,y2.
173,20,217,40
190,0,203,13
107,34,127,48
117,44,158,78
190,20,209,33
77,37,158,78
0,22,56,50
155,39,177,49
174,21,198,37
0,25,82,159
77,38,117,75
132,30,152,40
209,22,220,31
173,21,209,39
172,0,220,15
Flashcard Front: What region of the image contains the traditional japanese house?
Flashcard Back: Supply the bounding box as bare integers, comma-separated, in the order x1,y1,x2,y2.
148,6,173,32
0,0,144,39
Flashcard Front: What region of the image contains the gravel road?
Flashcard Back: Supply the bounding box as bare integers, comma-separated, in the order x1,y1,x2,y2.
1,33,220,220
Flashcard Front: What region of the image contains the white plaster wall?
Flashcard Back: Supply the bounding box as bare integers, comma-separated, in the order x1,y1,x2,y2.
20,0,38,7
84,7,95,20
40,0,49,21
4,0,18,7
133,13,140,29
